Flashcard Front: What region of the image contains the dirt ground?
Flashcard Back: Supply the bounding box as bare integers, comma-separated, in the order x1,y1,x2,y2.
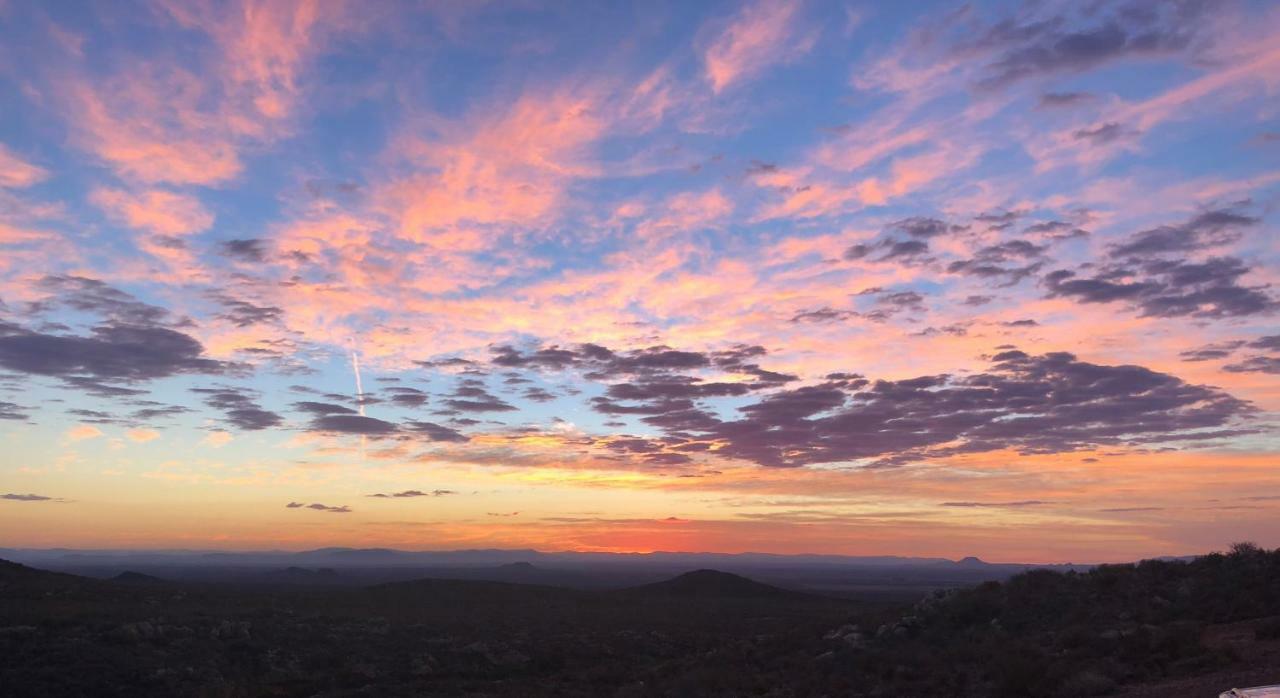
1116,618,1280,697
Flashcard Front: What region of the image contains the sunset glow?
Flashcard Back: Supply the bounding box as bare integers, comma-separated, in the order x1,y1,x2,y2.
1,0,1278,562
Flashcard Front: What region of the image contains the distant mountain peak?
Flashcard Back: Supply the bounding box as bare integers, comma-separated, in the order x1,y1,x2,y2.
628,569,812,600
957,556,987,566
111,571,164,584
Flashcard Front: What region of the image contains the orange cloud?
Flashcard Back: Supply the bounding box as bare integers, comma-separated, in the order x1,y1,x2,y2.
126,428,161,443
66,424,104,442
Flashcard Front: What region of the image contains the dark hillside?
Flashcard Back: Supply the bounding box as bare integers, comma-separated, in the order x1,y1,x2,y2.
110,571,166,584
803,542,1280,697
624,569,816,601
2,548,1278,696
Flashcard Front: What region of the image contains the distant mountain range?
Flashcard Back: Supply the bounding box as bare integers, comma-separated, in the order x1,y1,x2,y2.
0,546,1112,595
0,546,1098,570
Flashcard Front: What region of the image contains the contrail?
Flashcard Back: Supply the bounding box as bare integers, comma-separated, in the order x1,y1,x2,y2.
351,348,367,460
350,350,366,417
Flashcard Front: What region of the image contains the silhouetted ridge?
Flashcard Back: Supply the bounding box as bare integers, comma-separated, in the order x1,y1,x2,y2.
627,569,809,599
110,570,164,584
0,558,91,592
259,566,341,584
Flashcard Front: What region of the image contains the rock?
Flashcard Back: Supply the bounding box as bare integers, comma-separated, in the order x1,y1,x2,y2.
824,623,859,640
211,620,251,640
410,653,438,676
0,625,36,636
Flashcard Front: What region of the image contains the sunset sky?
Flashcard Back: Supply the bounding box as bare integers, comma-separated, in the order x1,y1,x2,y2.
1,0,1278,562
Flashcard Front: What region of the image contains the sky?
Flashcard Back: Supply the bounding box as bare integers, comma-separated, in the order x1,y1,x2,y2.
0,0,1278,563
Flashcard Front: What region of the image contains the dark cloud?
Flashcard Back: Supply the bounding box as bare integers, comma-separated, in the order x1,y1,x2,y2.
383,386,429,408
442,379,517,412
942,500,1052,508
522,387,557,402
286,501,351,513
0,400,29,420
130,403,191,421
404,421,469,442
494,343,796,437
367,489,456,498
791,307,856,324
491,343,735,379
1223,356,1280,375
606,350,1253,468
310,414,398,435
294,401,358,415
34,275,174,327
1023,220,1089,241
843,237,932,264
963,3,1207,91
1248,335,1280,352
1072,122,1131,145
211,293,284,327
842,243,873,260
414,357,477,369
61,377,149,398
0,323,236,394
492,345,582,370
193,387,282,431
963,295,994,306
217,239,269,263
855,288,926,322
948,238,1047,286
1045,257,1277,318
1037,91,1096,108
881,239,930,260
1110,209,1258,258
974,210,1024,231
66,408,117,423
1179,340,1246,362
2,493,57,502
888,217,965,238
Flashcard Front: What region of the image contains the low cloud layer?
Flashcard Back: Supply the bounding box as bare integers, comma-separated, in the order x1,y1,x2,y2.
367,489,457,498
286,501,351,513
2,493,59,502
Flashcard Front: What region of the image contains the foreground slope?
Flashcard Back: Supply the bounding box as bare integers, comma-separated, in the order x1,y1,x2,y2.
805,543,1280,697
2,546,1278,696
0,560,856,697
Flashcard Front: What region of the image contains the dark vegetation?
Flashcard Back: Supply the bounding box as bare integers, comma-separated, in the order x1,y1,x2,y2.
2,544,1279,697
806,542,1280,697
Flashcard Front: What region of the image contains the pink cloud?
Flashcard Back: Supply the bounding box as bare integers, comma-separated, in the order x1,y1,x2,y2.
0,145,49,188
90,187,214,236
702,0,814,93
378,90,609,242
56,0,359,185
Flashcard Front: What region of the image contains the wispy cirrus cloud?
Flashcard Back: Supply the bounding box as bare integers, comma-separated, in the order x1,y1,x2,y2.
701,0,814,93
